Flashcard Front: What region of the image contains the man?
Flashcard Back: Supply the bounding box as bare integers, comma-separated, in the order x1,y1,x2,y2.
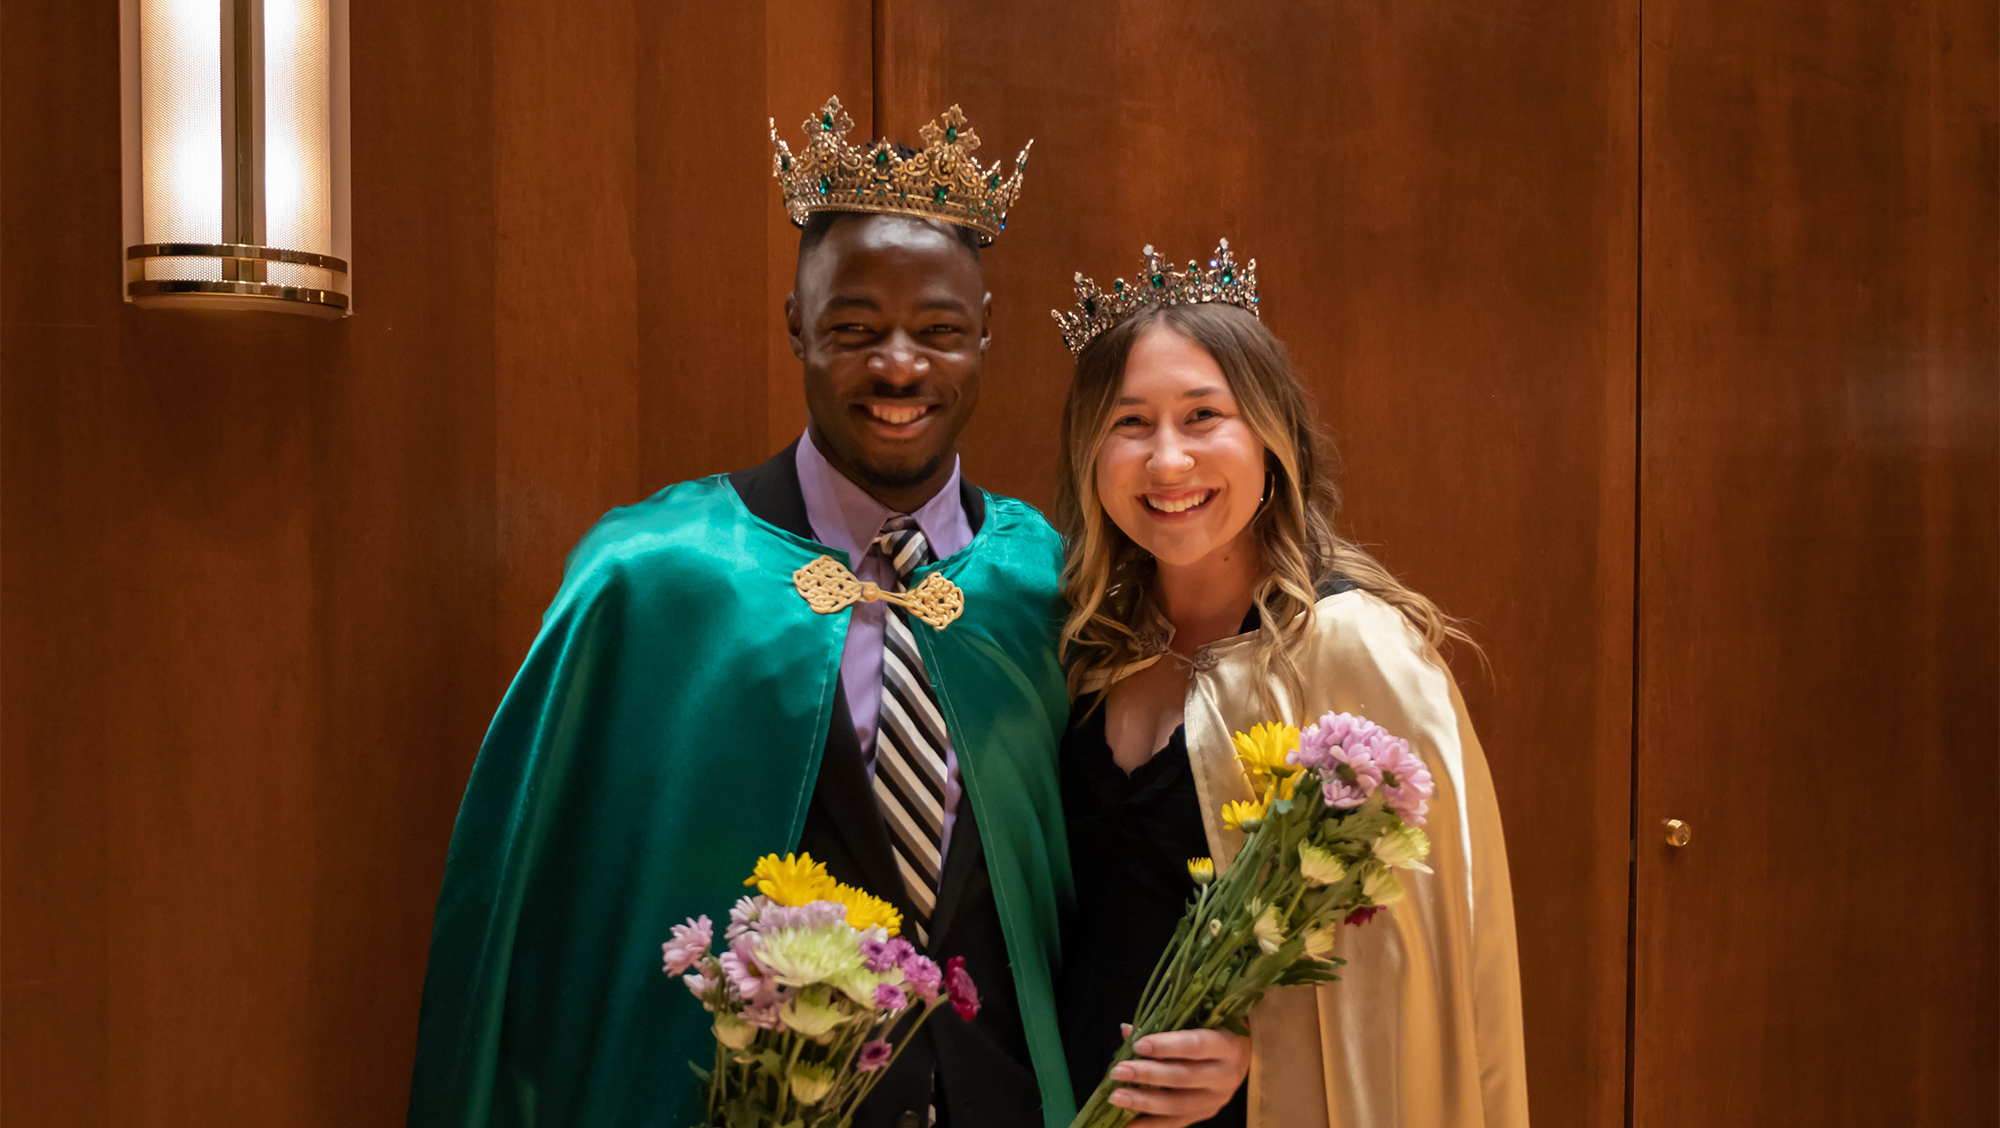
407,98,1071,1128
406,98,1246,1128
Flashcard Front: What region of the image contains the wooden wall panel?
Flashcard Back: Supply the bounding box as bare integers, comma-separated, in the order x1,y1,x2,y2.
1634,0,1999,1123
0,2,863,1125
876,4,1640,1125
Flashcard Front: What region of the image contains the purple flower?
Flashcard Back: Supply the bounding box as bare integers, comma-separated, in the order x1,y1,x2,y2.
1374,739,1434,827
945,956,981,1022
662,915,713,977
857,1039,894,1072
1344,906,1385,927
901,954,944,1003
873,981,909,1011
862,935,916,974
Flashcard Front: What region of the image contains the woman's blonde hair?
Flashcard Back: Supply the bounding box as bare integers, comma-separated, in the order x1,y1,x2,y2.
1054,303,1474,709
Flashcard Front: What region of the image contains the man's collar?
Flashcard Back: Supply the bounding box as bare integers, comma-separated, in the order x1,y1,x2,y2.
795,429,973,562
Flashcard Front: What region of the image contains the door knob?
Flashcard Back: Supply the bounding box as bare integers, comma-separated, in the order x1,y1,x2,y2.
1664,818,1691,848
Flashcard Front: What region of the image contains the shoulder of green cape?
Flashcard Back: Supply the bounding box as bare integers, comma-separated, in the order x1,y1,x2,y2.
547,473,1064,613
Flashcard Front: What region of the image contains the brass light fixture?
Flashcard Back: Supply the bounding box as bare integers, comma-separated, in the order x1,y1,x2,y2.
120,0,351,316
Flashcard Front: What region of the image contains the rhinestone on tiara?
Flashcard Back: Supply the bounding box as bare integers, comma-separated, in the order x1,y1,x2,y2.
1051,239,1260,354
769,96,1031,246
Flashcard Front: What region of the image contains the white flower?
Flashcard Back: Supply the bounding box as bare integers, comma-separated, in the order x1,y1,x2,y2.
1361,866,1407,908
1298,842,1348,886
1252,901,1285,955
712,1013,757,1050
1302,925,1337,960
1370,825,1434,873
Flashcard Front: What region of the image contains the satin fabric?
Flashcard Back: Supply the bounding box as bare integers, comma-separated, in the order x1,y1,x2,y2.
1114,590,1529,1128
406,475,1076,1128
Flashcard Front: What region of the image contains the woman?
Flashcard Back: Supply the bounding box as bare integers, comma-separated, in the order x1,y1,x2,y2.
1050,243,1529,1127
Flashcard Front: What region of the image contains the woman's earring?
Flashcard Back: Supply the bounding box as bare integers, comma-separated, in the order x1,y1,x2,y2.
1260,470,1274,506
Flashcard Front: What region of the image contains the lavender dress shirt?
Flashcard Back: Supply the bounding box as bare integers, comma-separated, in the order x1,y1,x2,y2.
795,429,972,858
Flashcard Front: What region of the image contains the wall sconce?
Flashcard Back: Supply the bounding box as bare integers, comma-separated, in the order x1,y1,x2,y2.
121,0,351,317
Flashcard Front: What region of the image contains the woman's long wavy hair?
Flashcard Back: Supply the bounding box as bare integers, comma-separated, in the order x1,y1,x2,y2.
1054,302,1474,710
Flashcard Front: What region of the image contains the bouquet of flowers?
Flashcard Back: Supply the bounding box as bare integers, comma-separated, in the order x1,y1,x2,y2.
662,852,981,1128
1070,711,1437,1128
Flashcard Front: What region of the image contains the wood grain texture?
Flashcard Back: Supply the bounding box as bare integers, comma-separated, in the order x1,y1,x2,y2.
0,2,861,1125
1634,0,2000,1123
875,4,1640,1125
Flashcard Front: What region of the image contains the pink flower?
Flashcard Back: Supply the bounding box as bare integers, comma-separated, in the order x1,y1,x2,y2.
873,982,909,1011
1344,906,1384,927
1323,779,1373,810
743,996,787,1030
857,1039,894,1072
902,954,944,1003
1374,739,1434,827
862,936,916,974
719,948,768,999
725,896,762,942
945,956,981,1022
757,901,848,930
662,915,713,977
682,970,718,1001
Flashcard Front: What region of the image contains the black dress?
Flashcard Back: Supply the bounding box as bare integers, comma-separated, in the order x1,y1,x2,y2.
1056,693,1249,1128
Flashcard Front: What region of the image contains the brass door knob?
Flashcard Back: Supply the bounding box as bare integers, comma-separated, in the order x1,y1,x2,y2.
1664,818,1691,848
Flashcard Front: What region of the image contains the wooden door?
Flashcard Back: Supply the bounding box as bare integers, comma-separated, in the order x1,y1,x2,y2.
875,3,1641,1125
1634,0,1999,1123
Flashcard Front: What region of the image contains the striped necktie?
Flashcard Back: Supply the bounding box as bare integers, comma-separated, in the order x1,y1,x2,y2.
870,515,949,946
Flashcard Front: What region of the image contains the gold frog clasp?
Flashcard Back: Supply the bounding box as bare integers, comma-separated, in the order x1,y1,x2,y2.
791,555,965,630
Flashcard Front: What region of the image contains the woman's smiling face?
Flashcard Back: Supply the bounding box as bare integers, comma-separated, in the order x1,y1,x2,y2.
1094,323,1268,569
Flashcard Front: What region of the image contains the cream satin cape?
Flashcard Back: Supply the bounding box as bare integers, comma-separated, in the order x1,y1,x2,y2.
1106,590,1529,1128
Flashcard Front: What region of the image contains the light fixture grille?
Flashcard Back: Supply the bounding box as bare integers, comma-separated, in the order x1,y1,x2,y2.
263,0,332,289
139,0,223,281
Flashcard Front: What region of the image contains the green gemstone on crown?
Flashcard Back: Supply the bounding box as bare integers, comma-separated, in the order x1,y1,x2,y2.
1151,273,1165,289
989,173,1000,189
818,176,830,195
780,154,791,172
1114,279,1125,292
875,149,890,168
821,112,834,130
1221,269,1234,283
934,185,948,203
1083,298,1097,316
946,126,958,142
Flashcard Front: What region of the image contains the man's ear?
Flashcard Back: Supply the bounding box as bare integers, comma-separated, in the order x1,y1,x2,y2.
980,291,994,352
785,292,806,359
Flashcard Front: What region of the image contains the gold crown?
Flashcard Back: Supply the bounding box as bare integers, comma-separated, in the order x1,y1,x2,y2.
1052,239,1260,354
769,96,1031,246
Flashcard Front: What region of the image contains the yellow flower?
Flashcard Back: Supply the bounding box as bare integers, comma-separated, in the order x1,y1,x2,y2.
826,881,903,936
1297,842,1347,887
1362,867,1407,908
1221,797,1270,833
1262,771,1300,805
1251,899,1285,955
1233,721,1302,787
745,852,837,907
1187,857,1215,885
788,1062,837,1104
713,1013,757,1051
1302,924,1337,961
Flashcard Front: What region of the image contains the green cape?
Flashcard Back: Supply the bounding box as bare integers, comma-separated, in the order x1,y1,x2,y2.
408,475,1076,1128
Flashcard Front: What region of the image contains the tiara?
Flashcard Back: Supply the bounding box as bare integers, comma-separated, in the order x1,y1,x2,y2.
1051,239,1259,354
769,96,1031,247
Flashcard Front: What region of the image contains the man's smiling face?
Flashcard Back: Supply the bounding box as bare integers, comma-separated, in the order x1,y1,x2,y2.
788,213,991,512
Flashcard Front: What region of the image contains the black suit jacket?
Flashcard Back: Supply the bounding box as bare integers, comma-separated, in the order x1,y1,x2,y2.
729,444,1042,1128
